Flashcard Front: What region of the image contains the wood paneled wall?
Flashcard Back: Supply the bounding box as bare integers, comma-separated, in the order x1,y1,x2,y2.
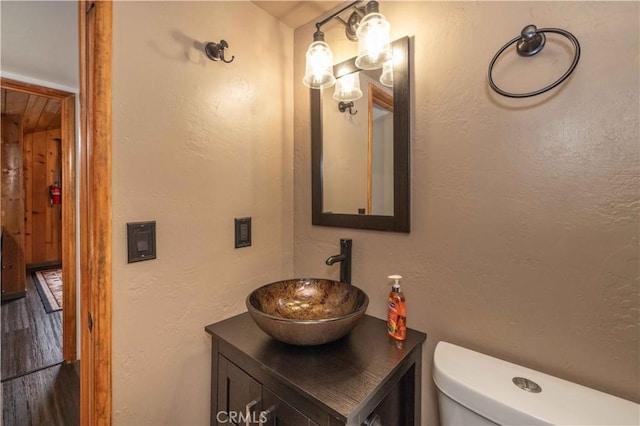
23,129,62,265
1,114,26,299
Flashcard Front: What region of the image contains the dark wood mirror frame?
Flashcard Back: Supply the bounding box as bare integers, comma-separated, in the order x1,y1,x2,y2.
312,36,410,232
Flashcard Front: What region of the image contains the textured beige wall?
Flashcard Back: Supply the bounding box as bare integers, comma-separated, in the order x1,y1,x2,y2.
112,2,293,424
294,2,639,425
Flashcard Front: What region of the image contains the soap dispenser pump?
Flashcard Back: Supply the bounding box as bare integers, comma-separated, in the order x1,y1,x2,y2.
387,274,406,341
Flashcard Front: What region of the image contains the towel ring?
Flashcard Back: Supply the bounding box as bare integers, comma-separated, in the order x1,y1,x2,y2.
488,25,581,98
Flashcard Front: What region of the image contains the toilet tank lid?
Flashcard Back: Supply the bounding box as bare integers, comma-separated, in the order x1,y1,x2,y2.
433,341,640,426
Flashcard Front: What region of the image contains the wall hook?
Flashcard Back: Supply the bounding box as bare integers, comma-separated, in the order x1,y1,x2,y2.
338,101,357,115
204,40,235,63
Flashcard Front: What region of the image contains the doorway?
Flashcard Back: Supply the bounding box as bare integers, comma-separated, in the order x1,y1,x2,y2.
1,79,77,363
2,1,112,423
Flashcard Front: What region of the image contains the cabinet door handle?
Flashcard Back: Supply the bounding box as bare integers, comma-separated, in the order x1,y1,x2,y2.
245,399,259,426
258,405,275,426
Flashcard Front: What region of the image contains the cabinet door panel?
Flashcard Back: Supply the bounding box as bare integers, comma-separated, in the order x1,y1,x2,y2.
217,356,262,426
262,387,319,426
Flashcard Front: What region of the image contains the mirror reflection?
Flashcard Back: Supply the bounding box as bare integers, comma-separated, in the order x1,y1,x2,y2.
322,69,394,215
311,36,410,233
369,82,394,215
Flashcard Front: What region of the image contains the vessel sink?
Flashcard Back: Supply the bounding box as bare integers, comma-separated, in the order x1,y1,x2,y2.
246,278,369,346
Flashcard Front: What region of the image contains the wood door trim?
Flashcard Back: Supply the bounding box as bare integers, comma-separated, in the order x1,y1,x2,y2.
79,1,112,424
1,79,74,99
0,78,77,362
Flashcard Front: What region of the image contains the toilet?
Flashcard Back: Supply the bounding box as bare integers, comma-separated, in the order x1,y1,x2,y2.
433,341,640,425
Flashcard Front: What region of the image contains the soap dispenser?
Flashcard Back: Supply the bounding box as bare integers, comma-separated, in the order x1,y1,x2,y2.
387,274,406,341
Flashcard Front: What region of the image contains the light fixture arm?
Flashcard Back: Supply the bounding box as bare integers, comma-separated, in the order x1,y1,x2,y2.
312,29,326,42
341,9,365,41
314,1,362,33
363,0,380,15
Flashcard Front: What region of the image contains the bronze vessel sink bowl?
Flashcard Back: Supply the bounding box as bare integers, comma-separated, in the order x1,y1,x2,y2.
246,278,369,346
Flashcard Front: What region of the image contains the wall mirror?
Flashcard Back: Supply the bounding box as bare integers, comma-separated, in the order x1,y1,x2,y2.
312,36,410,232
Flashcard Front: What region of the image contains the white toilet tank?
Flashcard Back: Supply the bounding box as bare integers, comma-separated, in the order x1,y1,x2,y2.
433,341,640,425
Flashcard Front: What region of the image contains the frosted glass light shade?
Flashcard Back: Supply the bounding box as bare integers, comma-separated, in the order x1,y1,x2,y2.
355,12,392,70
379,59,393,87
303,40,336,89
333,73,363,102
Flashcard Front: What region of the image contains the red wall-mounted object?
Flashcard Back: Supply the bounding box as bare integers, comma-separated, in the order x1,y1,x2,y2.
49,182,61,205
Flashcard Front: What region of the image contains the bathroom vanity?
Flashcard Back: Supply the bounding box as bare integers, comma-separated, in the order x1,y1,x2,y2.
205,313,426,425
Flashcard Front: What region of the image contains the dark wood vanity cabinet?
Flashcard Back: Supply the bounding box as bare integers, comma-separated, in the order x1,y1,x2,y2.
206,313,426,426
217,354,317,426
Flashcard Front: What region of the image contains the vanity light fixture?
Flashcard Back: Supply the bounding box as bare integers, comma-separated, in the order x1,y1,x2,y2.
334,72,363,102
334,72,362,115
303,31,336,89
379,59,393,87
354,1,392,70
303,0,392,90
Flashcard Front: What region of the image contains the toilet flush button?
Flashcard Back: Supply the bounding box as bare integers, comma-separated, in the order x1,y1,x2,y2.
513,377,542,393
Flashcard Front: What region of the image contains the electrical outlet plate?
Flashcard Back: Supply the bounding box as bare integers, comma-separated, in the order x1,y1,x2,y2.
235,217,251,248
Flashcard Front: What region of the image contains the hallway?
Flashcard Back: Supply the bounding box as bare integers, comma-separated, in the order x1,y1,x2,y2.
1,271,79,425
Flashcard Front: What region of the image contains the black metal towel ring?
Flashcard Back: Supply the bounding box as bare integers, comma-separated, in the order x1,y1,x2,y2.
488,25,580,98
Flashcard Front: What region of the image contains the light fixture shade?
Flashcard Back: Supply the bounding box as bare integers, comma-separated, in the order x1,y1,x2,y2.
379,59,393,87
303,39,336,89
333,73,363,102
355,8,392,70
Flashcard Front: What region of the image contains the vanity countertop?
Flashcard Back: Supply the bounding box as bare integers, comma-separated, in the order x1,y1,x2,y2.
205,313,426,425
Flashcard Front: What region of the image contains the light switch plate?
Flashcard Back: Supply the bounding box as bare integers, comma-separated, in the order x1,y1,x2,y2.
127,221,156,263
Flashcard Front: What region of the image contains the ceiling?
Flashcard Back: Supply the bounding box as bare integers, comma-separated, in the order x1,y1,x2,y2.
1,89,62,134
252,1,344,28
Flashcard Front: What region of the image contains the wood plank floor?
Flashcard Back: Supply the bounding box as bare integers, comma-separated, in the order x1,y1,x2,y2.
1,271,79,425
2,363,80,426
2,272,62,379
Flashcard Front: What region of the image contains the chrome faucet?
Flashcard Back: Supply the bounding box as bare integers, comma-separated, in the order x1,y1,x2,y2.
325,238,352,284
